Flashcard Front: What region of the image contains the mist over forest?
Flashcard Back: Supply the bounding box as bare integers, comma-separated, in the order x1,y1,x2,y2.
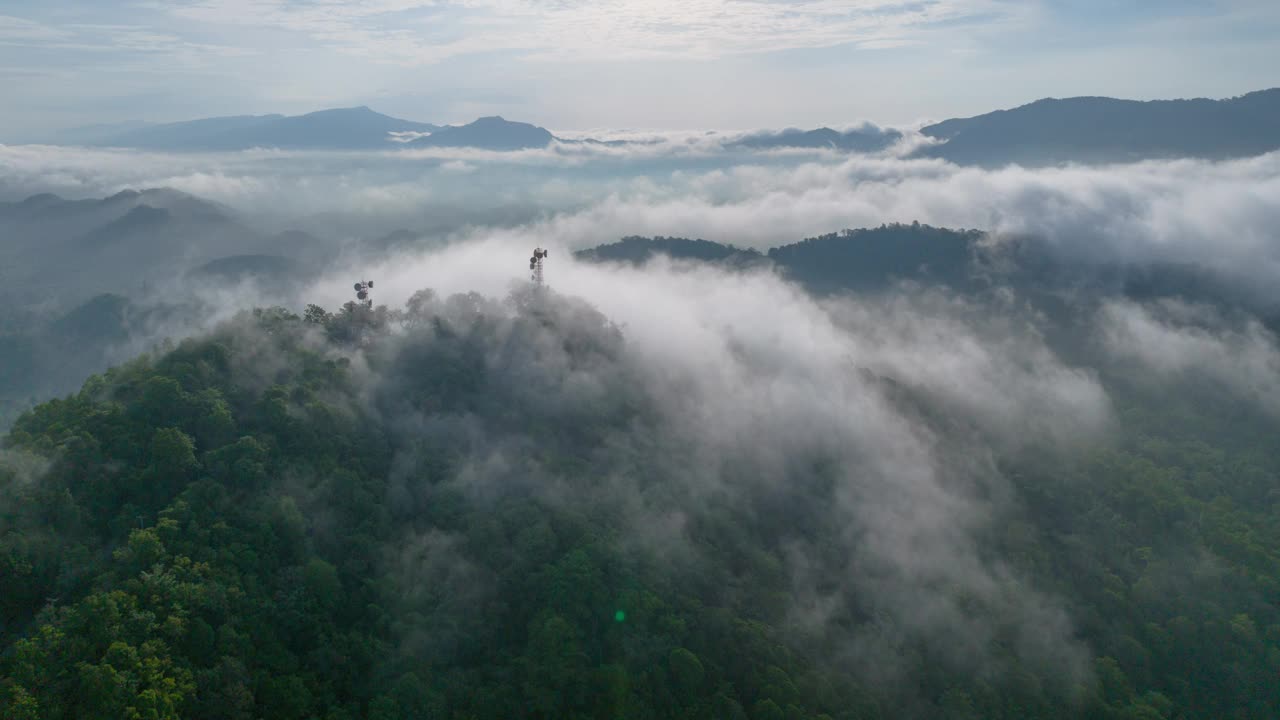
3,85,1280,720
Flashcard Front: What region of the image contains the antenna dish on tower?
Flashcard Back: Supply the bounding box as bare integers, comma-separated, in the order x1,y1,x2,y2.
530,247,548,286
354,280,374,308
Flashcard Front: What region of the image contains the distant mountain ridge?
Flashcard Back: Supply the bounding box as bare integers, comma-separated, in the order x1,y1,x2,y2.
576,223,1279,323
50,109,563,152
0,188,325,305
730,125,902,152
916,89,1280,166
68,107,440,150
575,236,764,266
410,116,554,150
576,224,984,294
28,87,1280,160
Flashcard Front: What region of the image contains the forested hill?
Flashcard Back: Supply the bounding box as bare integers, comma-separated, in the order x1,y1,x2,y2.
767,224,983,293
915,89,1280,167
575,224,981,293
3,282,1280,719
574,236,764,266
578,225,1277,323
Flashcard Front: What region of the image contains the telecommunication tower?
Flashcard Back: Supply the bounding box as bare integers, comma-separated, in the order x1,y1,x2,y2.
353,280,374,308
529,248,548,286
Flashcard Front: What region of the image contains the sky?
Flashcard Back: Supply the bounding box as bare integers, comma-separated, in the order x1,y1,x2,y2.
0,0,1276,137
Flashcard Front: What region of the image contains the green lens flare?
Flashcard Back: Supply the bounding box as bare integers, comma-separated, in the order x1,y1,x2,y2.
614,610,626,623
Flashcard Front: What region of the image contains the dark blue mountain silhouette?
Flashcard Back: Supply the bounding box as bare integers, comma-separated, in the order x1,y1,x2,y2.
917,89,1280,166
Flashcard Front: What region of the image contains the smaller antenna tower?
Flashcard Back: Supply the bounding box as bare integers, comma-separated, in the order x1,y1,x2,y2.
529,248,548,286
354,280,374,308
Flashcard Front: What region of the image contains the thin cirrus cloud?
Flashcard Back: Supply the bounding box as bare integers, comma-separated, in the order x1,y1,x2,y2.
0,14,70,41
162,0,1017,63
3,2,1277,135
0,13,249,64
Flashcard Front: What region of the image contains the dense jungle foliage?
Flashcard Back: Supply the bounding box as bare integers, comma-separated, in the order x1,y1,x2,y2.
1,286,1278,720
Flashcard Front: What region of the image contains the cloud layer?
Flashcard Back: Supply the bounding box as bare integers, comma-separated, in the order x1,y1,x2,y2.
4,141,1279,290
303,245,1110,697
1099,299,1280,417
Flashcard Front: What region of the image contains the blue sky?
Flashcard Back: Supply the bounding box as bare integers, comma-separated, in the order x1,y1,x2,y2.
0,0,1276,137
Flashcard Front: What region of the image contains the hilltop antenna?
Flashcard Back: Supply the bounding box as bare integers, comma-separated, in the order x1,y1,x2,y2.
354,279,374,308
529,247,548,286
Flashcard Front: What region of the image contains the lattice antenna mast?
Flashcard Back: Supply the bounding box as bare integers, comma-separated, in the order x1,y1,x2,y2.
354,279,374,308
529,247,548,286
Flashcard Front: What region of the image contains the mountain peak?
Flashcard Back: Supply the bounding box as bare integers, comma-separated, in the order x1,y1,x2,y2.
102,189,141,203
21,192,63,206
309,105,378,116
411,115,553,150
60,106,438,150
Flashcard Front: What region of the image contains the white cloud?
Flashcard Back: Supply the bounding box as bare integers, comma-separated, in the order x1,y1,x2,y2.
3,143,1279,294
1099,299,1280,417
0,14,253,73
387,130,433,142
0,14,71,41
290,235,1104,689
3,1,1276,135
162,0,1018,64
